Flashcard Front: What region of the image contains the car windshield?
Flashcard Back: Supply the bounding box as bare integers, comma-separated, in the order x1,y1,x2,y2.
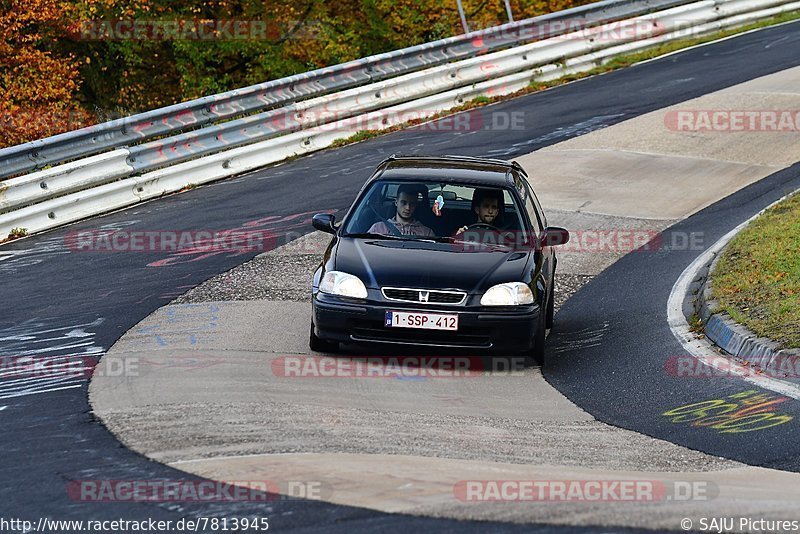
340,180,528,243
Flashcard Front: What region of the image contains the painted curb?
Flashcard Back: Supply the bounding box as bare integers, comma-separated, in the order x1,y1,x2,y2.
693,243,800,369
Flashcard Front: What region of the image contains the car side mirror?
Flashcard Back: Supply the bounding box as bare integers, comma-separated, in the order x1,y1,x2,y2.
541,226,569,247
312,213,337,234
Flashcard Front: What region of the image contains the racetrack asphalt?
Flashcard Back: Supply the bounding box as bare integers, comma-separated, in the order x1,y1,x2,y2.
545,160,800,471
2,19,800,530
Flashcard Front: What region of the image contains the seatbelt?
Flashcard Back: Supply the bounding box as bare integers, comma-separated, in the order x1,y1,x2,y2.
383,218,404,236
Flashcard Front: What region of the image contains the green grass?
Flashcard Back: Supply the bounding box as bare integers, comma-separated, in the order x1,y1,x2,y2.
689,313,705,336
329,130,385,148
712,194,800,348
470,95,492,105
1,227,28,244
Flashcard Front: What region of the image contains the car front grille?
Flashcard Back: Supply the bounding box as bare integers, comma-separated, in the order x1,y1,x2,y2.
382,287,466,305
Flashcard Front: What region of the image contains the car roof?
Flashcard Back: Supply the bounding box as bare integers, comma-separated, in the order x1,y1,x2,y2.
370,154,526,187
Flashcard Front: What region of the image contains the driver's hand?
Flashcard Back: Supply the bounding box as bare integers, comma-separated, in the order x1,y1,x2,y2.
456,225,468,234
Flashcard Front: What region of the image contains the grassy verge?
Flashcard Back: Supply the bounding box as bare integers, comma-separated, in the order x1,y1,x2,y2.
1,227,28,244
329,10,800,148
712,193,800,348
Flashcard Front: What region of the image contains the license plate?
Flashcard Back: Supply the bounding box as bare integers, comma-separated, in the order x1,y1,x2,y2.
385,311,458,331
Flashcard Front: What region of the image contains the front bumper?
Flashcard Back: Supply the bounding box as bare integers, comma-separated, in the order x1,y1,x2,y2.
312,292,539,352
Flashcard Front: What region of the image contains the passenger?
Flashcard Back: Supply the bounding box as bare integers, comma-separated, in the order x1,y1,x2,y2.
368,184,434,237
456,188,503,234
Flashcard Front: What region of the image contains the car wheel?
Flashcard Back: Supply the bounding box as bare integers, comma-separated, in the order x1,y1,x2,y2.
524,307,547,367
309,322,339,353
545,277,555,330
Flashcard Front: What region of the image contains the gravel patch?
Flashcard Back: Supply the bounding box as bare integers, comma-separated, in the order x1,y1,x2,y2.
173,254,320,303
176,254,593,314
174,230,596,309
553,274,594,311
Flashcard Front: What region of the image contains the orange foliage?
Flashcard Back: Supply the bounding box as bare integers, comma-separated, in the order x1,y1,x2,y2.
1,0,591,150
0,0,95,147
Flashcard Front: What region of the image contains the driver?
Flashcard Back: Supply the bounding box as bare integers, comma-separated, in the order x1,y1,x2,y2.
456,188,503,234
368,184,434,237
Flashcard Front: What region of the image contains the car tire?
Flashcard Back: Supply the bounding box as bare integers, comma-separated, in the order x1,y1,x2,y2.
545,277,555,330
524,307,547,367
309,322,339,353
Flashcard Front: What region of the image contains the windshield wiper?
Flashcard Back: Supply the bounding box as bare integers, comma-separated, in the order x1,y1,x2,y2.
343,232,437,243
342,232,408,240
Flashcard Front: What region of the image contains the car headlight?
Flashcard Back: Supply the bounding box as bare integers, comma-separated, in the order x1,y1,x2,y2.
320,271,368,299
480,282,534,306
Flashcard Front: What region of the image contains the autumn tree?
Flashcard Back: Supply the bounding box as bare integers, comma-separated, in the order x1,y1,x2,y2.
0,0,94,147
2,0,590,150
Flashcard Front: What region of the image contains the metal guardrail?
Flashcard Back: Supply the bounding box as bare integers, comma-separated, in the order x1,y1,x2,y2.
0,0,797,239
0,0,691,179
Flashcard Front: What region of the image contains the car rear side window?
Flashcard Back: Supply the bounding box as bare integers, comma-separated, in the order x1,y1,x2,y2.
527,186,547,229
516,174,544,234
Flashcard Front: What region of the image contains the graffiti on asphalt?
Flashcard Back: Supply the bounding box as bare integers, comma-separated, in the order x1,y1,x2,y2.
663,390,794,434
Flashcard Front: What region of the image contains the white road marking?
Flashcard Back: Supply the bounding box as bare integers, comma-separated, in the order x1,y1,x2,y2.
0,318,104,400
0,384,84,400
667,190,800,399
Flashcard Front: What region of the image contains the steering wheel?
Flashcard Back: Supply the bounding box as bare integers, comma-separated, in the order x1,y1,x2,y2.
466,222,499,231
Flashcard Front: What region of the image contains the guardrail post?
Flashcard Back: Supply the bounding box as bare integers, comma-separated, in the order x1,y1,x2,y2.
456,0,470,33
504,0,515,22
